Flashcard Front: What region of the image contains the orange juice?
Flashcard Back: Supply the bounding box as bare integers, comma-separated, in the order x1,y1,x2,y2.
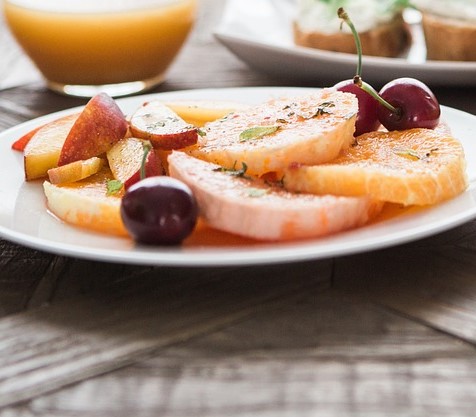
3,0,197,96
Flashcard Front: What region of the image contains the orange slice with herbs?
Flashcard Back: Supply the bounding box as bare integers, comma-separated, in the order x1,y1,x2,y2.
284,127,468,206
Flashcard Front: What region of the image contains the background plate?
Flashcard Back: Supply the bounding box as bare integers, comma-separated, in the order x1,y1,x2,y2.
1,87,476,266
214,0,476,87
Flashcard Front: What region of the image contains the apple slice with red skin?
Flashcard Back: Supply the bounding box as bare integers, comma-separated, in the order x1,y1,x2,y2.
107,137,165,190
129,100,198,150
58,93,128,166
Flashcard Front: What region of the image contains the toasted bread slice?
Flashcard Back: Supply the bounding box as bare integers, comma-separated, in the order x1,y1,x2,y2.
168,151,383,241
283,128,468,206
421,13,476,61
294,14,410,58
191,89,358,177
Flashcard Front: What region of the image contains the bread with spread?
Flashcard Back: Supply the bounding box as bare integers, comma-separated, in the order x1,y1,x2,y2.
413,0,476,61
293,0,411,58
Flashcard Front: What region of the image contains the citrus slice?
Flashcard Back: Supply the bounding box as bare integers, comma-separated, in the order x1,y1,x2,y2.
191,89,358,177
43,167,127,236
284,128,468,206
168,151,383,241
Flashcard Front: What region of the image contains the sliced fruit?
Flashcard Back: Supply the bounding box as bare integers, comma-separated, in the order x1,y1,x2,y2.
191,89,358,177
12,124,45,152
107,137,164,190
168,151,383,241
24,113,79,181
129,100,199,150
58,93,128,166
283,128,468,206
47,156,105,184
164,100,250,126
43,167,127,237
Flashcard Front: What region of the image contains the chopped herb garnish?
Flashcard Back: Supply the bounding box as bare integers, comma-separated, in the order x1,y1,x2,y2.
393,147,438,161
106,180,124,196
426,148,439,157
239,125,280,142
247,188,269,198
197,128,206,137
301,102,335,119
140,141,152,180
213,161,249,178
147,120,166,129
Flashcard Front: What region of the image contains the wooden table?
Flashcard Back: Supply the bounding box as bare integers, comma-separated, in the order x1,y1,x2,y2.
2,1,476,415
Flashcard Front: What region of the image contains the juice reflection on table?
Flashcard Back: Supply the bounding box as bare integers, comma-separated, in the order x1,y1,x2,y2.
3,0,197,96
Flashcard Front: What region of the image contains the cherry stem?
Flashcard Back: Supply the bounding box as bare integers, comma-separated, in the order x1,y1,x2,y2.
338,7,402,118
140,141,152,180
338,7,362,77
353,75,400,115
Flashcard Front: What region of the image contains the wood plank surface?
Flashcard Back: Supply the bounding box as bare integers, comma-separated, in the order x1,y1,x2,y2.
5,289,476,417
0,261,332,408
335,222,476,344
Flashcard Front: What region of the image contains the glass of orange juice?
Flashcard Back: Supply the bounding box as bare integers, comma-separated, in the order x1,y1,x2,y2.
3,0,197,97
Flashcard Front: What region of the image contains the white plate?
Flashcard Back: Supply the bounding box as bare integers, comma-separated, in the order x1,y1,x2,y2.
1,87,476,266
214,0,476,86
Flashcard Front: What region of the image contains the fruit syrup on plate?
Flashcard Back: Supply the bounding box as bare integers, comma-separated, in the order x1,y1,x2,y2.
333,7,441,136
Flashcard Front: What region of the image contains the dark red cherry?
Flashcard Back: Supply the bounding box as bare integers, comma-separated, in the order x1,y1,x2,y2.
335,79,380,136
120,176,198,245
377,77,441,131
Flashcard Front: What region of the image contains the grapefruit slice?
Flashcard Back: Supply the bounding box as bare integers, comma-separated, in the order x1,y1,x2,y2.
191,89,358,176
168,151,383,241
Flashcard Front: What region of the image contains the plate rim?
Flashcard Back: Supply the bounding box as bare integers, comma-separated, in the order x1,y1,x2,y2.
214,30,476,72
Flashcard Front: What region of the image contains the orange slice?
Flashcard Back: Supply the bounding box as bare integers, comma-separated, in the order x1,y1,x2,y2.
43,167,127,236
284,128,468,206
164,100,251,127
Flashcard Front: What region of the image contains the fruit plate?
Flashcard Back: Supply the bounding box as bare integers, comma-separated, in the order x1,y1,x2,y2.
1,86,476,267
214,0,476,87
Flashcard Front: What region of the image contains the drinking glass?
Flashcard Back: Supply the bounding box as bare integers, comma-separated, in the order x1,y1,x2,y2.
3,0,197,97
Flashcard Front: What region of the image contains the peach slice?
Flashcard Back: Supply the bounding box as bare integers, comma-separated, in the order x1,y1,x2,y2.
130,100,198,150
24,113,79,181
107,137,164,190
47,156,105,184
58,93,128,166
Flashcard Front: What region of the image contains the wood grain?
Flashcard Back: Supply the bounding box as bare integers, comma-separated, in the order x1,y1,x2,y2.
0,261,332,407
7,290,476,417
335,224,476,344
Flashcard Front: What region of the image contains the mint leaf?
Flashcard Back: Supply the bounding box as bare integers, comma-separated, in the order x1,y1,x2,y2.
239,126,280,142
